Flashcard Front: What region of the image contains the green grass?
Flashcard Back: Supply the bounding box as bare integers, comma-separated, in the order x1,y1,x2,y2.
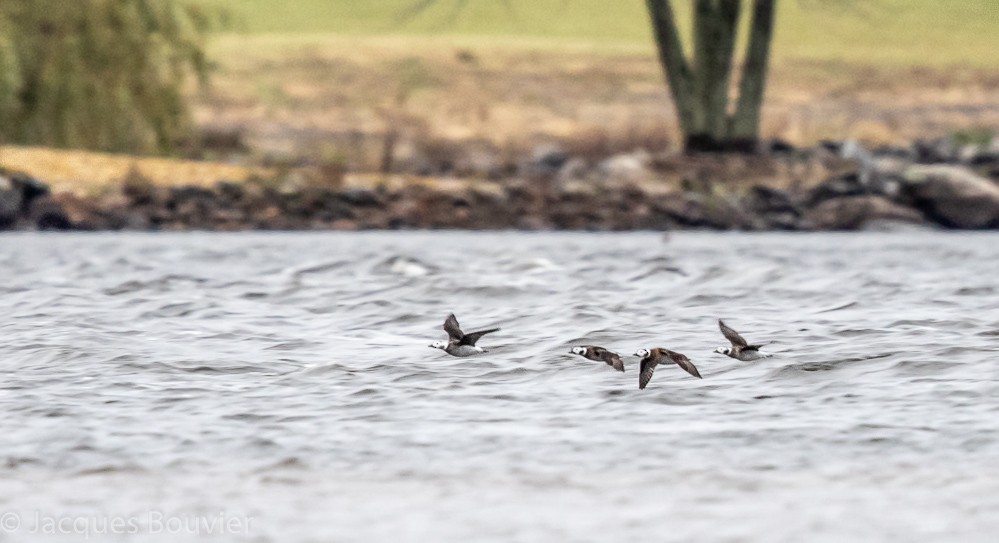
195,0,999,66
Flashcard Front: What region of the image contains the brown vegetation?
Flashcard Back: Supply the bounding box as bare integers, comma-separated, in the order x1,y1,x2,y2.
191,37,999,171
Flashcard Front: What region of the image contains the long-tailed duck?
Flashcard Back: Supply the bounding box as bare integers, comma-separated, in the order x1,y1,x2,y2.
429,313,499,357
634,347,702,389
714,319,772,361
570,346,625,372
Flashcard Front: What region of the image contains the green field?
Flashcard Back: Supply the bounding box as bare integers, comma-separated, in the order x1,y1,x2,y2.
195,0,999,66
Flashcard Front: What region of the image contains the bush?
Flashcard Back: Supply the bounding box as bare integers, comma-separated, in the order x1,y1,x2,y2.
0,0,211,154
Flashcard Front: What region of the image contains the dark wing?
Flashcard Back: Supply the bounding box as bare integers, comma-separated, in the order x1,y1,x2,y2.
460,327,499,346
639,357,658,389
667,350,702,379
594,347,625,372
719,319,748,347
745,341,772,351
443,313,464,342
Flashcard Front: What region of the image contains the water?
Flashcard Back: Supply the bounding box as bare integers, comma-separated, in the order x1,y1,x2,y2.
1,232,998,542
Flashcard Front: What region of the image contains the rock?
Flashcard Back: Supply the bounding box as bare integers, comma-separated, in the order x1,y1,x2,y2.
0,172,51,229
123,210,152,230
744,185,802,230
29,196,74,230
747,185,798,214
805,195,924,230
557,157,591,184
767,138,795,154
338,187,382,207
961,145,999,169
913,137,958,164
121,167,158,205
599,152,651,185
900,165,999,228
9,172,50,204
167,186,216,227
215,181,245,204
653,193,751,230
454,146,506,179
958,144,983,164
0,175,22,229
524,145,568,179
168,185,215,207
805,172,867,207
818,139,844,155
872,144,916,162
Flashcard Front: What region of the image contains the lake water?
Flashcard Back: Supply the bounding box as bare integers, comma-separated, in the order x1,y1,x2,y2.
1,232,998,542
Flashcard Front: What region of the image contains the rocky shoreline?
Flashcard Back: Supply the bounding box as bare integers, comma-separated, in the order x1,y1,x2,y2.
2,137,999,232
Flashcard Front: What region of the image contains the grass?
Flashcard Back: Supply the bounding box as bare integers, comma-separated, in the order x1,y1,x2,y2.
193,34,999,165
0,145,266,194
194,0,999,67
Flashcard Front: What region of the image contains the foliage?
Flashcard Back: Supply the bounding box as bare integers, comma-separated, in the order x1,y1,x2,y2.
0,0,212,154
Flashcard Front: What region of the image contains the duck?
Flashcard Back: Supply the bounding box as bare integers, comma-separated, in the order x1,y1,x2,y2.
714,319,772,361
569,346,625,372
429,313,499,357
634,347,702,390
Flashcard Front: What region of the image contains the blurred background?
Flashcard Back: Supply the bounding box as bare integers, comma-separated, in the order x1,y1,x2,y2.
0,0,997,230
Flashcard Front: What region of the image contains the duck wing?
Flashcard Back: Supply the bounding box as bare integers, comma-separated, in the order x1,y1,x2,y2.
460,327,499,346
719,319,748,348
443,313,464,342
666,349,702,379
593,347,625,372
639,357,658,389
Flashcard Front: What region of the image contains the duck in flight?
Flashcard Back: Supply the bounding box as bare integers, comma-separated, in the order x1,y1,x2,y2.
570,346,625,372
429,313,499,357
714,319,772,361
634,347,702,390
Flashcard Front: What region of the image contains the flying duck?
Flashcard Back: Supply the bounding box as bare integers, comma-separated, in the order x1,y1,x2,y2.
714,319,772,361
570,346,625,372
634,347,702,390
429,313,499,357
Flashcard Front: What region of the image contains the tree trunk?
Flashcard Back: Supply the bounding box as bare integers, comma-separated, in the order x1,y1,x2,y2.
730,0,776,144
646,0,777,154
645,0,694,139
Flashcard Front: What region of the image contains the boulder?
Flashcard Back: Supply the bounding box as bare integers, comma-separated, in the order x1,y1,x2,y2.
900,165,999,228
0,172,53,229
805,195,924,231
10,172,50,204
653,193,752,230
28,196,73,230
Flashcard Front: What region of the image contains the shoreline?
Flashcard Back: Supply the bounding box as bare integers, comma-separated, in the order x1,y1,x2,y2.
2,138,998,232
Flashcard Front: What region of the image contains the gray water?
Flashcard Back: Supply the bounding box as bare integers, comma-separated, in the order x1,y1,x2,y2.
1,232,998,542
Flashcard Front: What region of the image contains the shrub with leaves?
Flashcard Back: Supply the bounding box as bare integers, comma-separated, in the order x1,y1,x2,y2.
0,0,210,154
